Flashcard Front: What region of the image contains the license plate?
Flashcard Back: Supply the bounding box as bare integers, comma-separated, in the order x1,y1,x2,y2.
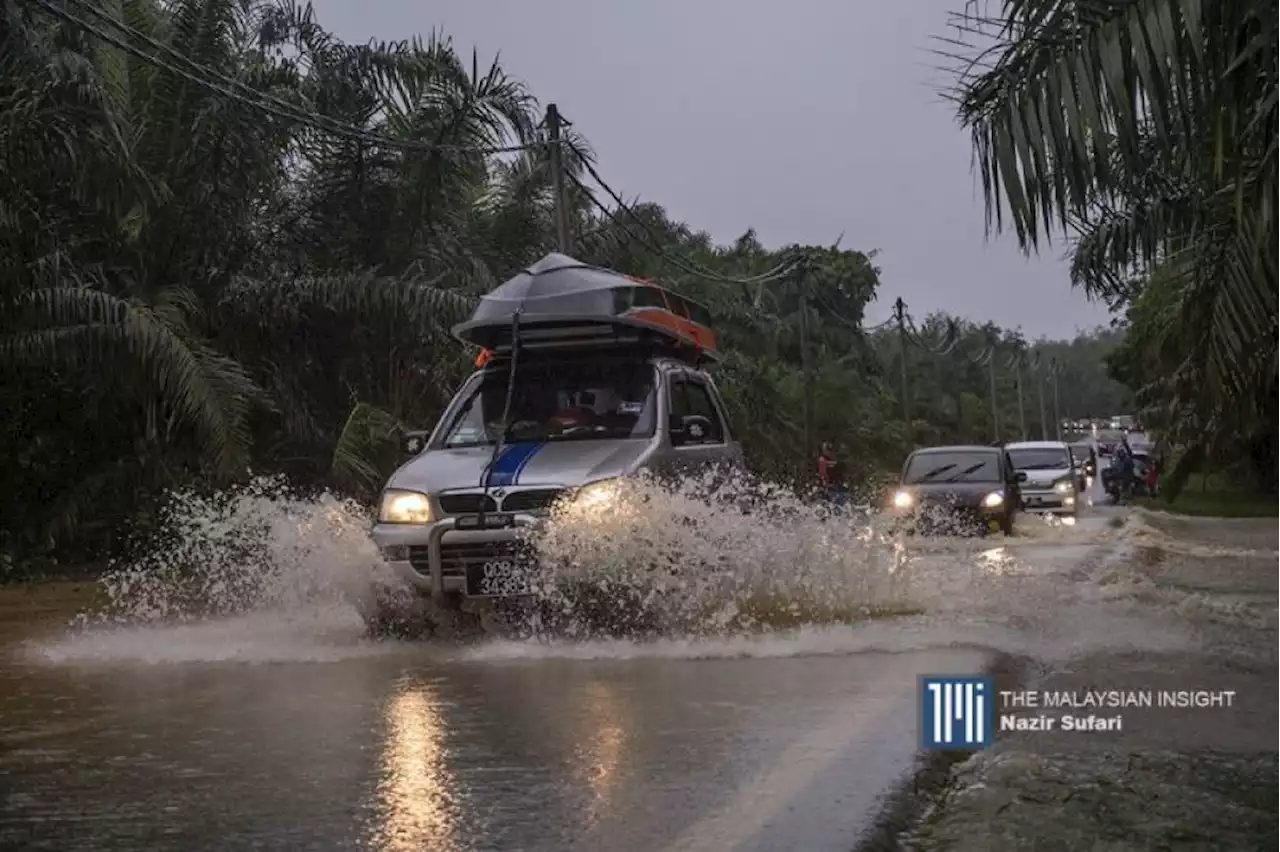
465,558,534,597
456,512,514,530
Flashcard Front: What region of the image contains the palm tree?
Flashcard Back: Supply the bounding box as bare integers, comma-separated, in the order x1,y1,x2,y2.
942,0,1277,494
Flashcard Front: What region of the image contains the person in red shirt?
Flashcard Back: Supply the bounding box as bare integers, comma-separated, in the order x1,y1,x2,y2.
818,442,835,485
817,442,848,504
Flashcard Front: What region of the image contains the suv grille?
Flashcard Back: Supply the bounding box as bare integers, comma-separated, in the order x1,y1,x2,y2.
436,488,568,515
438,493,497,515
499,488,567,512
408,541,533,577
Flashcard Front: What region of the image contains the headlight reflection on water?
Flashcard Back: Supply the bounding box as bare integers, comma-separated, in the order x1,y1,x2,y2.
569,681,629,824
374,685,459,852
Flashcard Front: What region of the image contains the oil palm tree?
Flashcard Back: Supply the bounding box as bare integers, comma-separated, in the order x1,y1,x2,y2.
943,0,1277,493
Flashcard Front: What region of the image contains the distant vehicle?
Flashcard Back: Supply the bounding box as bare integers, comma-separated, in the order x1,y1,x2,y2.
1069,441,1095,486
888,445,1023,536
1095,429,1124,456
1005,440,1080,517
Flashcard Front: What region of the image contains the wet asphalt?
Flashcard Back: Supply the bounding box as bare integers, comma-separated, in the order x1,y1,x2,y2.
0,479,1161,852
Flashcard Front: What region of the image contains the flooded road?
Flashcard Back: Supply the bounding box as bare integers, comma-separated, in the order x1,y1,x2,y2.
1,642,989,851
4,477,1264,851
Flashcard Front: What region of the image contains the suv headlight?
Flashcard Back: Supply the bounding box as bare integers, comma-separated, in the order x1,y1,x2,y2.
982,491,1004,507
1054,479,1073,493
892,490,913,509
378,489,432,524
572,478,621,509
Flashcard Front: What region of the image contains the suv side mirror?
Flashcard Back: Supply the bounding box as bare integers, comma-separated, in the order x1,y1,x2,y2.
402,430,429,456
669,414,713,446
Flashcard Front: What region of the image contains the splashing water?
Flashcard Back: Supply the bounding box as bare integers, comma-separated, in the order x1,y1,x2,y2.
26,470,1234,666
525,471,917,636
78,476,385,625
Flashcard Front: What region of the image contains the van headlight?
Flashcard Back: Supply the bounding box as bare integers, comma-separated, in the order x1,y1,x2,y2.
982,491,1004,507
892,490,913,509
378,489,432,524
572,479,621,509
1054,479,1073,494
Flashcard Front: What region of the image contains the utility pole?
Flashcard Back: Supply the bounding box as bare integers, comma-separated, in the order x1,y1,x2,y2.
797,257,815,462
1014,357,1027,440
895,298,911,437
546,103,572,254
1037,364,1048,440
1051,359,1062,441
986,335,1000,442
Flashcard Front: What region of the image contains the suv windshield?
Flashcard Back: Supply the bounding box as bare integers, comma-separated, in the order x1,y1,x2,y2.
1009,447,1071,471
441,359,657,447
902,451,1001,484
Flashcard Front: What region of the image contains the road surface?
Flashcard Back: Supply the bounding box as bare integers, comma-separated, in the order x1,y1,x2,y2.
0,477,1210,852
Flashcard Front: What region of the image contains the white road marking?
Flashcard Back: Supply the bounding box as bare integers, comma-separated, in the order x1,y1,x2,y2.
661,670,917,852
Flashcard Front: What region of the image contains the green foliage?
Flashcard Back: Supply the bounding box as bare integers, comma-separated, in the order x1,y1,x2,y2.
945,0,1278,499
0,0,1131,569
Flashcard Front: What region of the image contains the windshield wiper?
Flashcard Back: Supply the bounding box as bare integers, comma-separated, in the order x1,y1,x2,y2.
542,430,612,442
942,462,990,482
912,463,957,482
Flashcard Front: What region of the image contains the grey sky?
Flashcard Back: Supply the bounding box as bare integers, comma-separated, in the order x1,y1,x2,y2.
312,0,1113,340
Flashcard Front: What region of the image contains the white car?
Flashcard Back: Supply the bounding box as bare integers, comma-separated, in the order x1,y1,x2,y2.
1004,440,1079,516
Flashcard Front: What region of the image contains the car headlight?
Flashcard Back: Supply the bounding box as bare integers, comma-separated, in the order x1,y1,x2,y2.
1054,479,1073,493
378,489,432,524
892,490,913,509
572,478,621,509
982,491,1004,507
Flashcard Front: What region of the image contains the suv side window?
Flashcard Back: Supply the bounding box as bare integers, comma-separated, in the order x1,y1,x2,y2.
668,376,726,443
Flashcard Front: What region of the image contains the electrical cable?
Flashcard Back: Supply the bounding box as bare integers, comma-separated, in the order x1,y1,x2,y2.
905,315,958,355
565,168,799,290
808,288,875,337
563,142,799,286
861,316,897,332
33,0,554,156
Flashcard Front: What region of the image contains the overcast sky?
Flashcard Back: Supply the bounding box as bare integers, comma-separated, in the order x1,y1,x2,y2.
311,0,1113,340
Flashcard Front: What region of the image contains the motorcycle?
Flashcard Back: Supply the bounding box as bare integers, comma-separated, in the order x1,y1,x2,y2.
1101,454,1155,503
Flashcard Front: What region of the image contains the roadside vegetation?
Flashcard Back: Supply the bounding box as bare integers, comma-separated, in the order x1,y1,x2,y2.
1137,475,1277,518
943,0,1277,505
1,0,1270,580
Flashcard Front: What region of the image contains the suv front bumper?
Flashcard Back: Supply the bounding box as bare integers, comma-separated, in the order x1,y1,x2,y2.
371,514,543,598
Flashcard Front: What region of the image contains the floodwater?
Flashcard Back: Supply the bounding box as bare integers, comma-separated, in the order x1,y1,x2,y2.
2,475,1268,851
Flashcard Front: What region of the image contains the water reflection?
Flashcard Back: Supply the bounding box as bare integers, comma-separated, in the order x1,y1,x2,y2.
570,680,629,827
373,682,459,852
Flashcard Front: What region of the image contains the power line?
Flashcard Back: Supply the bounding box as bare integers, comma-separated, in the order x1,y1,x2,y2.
562,141,798,286
32,0,553,156
565,167,798,289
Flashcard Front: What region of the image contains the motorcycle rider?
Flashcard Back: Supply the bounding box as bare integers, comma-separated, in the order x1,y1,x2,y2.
1114,436,1136,501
